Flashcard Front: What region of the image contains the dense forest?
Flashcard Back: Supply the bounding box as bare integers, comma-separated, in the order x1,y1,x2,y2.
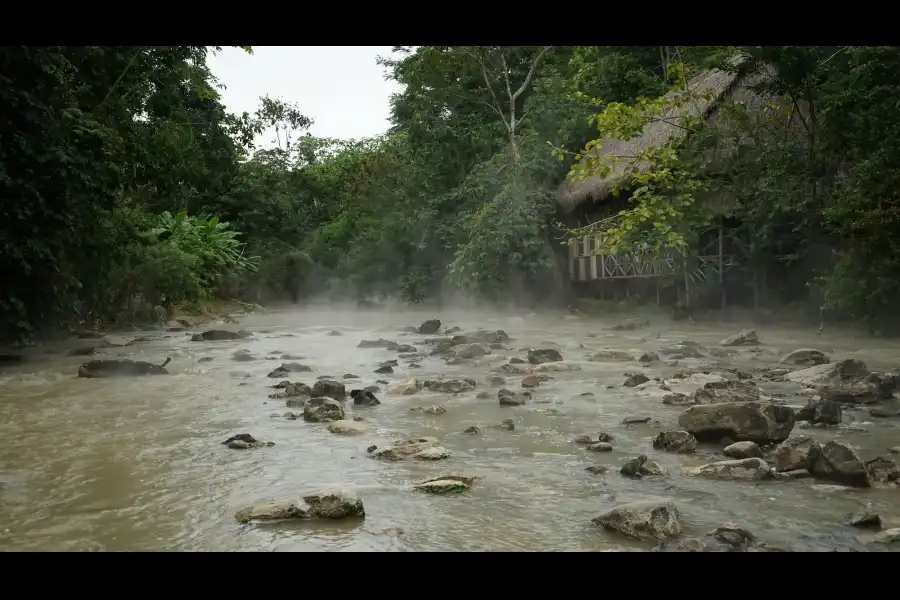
2,45,900,342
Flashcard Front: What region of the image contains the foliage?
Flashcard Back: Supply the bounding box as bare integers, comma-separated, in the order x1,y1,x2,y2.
7,45,900,340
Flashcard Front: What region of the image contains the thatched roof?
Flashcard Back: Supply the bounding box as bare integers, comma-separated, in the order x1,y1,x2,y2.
556,61,746,213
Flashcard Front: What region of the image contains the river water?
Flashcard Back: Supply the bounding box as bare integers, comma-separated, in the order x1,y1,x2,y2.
1,306,899,552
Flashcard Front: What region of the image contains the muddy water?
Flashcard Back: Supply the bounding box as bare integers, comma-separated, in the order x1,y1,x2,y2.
2,306,900,552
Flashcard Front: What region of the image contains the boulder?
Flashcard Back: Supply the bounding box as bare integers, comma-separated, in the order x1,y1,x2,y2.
451,343,491,359
350,389,381,405
388,378,421,395
413,475,477,494
303,397,345,423
654,523,781,552
781,348,830,366
327,420,370,435
624,373,650,387
267,362,312,378
234,490,364,523
684,457,773,481
620,455,668,477
694,380,761,403
811,441,870,487
784,359,869,387
423,378,476,393
191,329,251,342
221,433,274,450
652,431,697,454
723,441,763,459
100,335,132,348
418,319,442,334
591,499,683,540
450,330,509,345
796,399,842,425
367,437,450,461
77,358,171,378
678,401,794,445
311,379,346,401
720,329,760,347
528,348,563,364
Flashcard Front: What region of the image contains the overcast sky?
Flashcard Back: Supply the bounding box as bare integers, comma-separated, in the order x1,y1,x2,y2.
207,46,404,145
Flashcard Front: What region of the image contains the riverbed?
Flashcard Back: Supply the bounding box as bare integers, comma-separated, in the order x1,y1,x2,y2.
1,306,899,551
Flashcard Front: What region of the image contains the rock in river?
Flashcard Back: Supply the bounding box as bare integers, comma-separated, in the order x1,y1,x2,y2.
684,457,773,481
311,379,346,401
653,431,697,454
418,319,441,334
368,437,450,461
719,329,760,347
528,348,563,364
723,441,763,459
303,397,345,423
221,433,274,450
327,420,370,435
781,348,830,366
654,522,779,552
77,358,171,378
235,489,365,524
191,329,251,342
678,401,795,445
413,475,477,494
592,499,683,540
350,389,381,405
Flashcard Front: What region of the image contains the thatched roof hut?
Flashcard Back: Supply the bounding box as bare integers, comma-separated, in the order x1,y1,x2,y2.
557,58,770,214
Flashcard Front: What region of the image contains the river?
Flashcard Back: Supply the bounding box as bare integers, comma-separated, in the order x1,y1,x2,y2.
1,305,899,551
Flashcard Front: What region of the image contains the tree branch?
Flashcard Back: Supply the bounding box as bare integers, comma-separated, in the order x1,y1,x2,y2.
512,46,553,101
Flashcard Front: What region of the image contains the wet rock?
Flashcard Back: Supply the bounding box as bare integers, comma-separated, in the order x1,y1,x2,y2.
100,335,132,348
662,392,696,406
653,431,697,454
678,401,795,445
654,522,776,552
773,437,818,472
782,348,830,366
342,373,359,380
620,455,668,478
587,442,613,452
490,419,516,431
496,362,530,375
374,364,394,374
498,389,526,406
68,346,96,357
191,329,250,342
423,378,475,393
303,397,345,423
418,319,442,335
659,341,704,359
389,377,421,396
463,425,481,434
638,351,660,362
368,438,450,461
327,330,343,336
585,465,610,475
720,329,760,347
528,348,563,364
350,389,381,406
694,380,762,403
592,499,683,540
723,441,763,459
811,441,870,487
451,330,509,346
786,358,870,387
521,374,541,388
574,432,614,445
452,343,491,359
413,475,477,494
848,503,882,529
859,528,900,546
327,420,369,435
588,349,635,362
77,358,170,378
866,456,900,485
509,357,525,364
234,490,365,524
685,457,773,481
310,379,346,401
394,344,417,353
358,338,396,349
412,405,447,415
221,433,274,450
622,416,652,425
623,372,650,387
267,362,312,378
796,399,842,425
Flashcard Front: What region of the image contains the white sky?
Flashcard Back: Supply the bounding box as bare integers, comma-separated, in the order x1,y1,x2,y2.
207,46,404,144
